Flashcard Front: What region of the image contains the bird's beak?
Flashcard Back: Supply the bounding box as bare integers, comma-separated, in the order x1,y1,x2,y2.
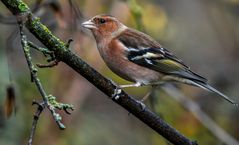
81,20,97,30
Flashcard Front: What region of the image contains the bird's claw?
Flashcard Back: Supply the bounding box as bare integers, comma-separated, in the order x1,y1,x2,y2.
136,100,146,112
108,78,122,100
128,100,146,116
112,87,122,100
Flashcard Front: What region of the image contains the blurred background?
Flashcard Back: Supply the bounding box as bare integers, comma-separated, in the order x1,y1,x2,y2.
0,0,239,145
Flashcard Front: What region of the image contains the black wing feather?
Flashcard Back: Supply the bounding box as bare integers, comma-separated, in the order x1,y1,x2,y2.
128,48,207,83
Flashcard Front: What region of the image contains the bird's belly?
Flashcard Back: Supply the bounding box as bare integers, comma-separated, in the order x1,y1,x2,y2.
103,55,161,84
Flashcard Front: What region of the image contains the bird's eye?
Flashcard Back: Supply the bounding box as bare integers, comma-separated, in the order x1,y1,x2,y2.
99,18,106,24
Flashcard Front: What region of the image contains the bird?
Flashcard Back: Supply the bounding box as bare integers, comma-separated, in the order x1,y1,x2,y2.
81,14,238,106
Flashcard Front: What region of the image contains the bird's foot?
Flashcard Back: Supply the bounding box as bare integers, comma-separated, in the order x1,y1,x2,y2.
119,82,145,88
136,100,146,112
128,100,146,116
108,79,122,100
112,87,122,100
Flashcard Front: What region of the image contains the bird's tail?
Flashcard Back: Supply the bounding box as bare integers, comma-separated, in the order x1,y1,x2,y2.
162,75,238,106
187,80,238,107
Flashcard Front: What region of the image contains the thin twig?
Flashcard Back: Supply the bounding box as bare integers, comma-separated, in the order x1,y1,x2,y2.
28,41,52,56
19,21,47,101
28,101,45,145
36,60,59,68
28,41,60,68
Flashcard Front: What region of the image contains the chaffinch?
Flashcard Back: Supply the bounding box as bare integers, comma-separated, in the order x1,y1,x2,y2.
82,14,237,106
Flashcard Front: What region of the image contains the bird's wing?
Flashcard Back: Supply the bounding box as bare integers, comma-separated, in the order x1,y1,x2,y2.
128,47,207,82
117,28,207,83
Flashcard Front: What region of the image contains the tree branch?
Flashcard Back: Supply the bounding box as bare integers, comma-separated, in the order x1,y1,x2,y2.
1,0,197,145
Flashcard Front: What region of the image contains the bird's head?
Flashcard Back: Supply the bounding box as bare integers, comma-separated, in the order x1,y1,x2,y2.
82,14,127,40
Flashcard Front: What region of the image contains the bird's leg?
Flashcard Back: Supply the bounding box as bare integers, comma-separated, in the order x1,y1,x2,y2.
119,82,146,88
141,85,158,102
119,81,164,88
141,91,153,102
149,86,159,112
120,83,159,111
118,82,147,111
139,82,163,103
113,82,146,111
119,82,146,110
